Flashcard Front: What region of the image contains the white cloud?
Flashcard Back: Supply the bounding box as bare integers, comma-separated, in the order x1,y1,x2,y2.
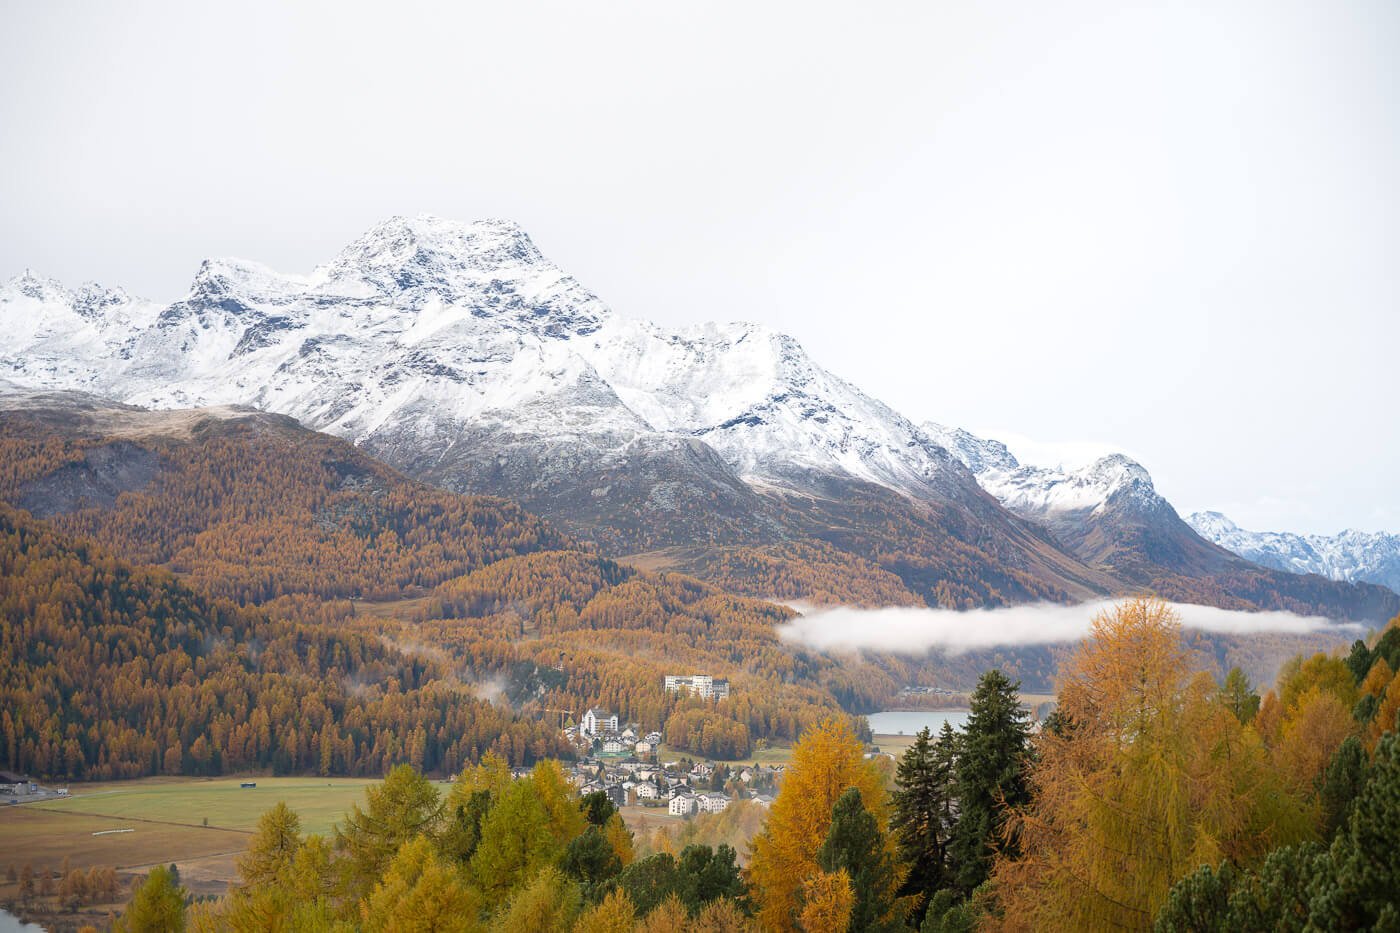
778,600,1357,656
975,430,1133,473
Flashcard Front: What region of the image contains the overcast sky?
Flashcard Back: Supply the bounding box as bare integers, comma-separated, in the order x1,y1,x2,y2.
2,1,1396,535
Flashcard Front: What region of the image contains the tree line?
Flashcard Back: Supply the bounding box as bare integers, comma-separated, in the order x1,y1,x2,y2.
115,597,1400,930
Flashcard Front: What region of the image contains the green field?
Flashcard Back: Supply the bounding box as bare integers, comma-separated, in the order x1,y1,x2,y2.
30,776,382,836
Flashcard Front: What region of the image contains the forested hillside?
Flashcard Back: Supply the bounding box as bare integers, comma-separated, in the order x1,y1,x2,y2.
0,395,566,603
0,397,894,766
0,505,568,781
0,394,1374,774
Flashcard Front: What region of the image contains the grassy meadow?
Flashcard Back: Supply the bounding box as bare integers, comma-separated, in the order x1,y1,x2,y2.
28,776,379,836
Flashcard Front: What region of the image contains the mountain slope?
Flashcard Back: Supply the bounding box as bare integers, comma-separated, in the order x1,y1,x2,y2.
2,215,1394,619
0,389,567,602
0,391,924,757
923,422,1400,620
1189,511,1400,593
0,216,1119,607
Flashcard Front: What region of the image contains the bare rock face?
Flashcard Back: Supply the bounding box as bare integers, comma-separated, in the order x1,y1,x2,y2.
17,442,160,518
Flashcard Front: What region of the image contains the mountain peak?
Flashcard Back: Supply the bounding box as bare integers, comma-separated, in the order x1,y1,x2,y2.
1188,510,1238,534
4,269,70,303
1082,453,1153,490
317,215,546,294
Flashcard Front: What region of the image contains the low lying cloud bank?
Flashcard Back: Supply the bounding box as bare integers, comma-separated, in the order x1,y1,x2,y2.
778,600,1359,656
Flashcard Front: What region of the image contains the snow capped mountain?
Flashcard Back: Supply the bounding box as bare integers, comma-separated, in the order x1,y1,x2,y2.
923,423,1173,526
1188,512,1400,593
921,421,1246,576
0,214,980,519
4,213,1396,619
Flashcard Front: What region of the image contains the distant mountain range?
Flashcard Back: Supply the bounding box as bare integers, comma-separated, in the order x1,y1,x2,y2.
1188,511,1400,593
3,214,1396,620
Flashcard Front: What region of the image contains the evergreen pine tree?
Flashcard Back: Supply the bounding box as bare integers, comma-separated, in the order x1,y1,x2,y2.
1320,735,1369,839
439,790,493,866
614,853,679,917
947,669,1031,894
560,825,622,893
891,724,957,920
817,787,903,931
1226,843,1326,932
1309,730,1400,929
1345,639,1372,684
579,789,617,828
1153,862,1235,932
1219,667,1261,724
674,844,745,916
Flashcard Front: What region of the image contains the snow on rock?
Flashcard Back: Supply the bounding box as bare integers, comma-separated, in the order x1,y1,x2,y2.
1188,512,1400,592
0,214,977,506
923,422,1169,522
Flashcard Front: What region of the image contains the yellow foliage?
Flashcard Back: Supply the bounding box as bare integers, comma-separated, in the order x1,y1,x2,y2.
1277,653,1358,716
1368,668,1400,751
797,869,853,932
361,836,480,933
574,889,636,933
1276,686,1356,791
747,717,885,932
1360,657,1394,700
531,759,589,846
604,812,635,867
491,866,581,933
635,893,689,933
450,751,513,808
1254,689,1284,746
991,598,1314,932
693,898,758,932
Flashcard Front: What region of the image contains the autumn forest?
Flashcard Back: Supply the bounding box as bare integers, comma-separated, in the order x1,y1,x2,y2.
1,404,1398,931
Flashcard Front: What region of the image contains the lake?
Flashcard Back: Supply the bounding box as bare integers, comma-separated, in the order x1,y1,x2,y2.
0,909,45,933
867,709,970,736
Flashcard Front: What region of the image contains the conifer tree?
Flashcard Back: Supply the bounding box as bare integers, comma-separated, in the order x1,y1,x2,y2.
919,889,976,933
362,835,480,933
1153,862,1236,932
236,800,302,889
1219,666,1261,724
947,669,1030,893
574,888,636,933
580,789,618,827
560,825,622,892
1320,735,1369,839
335,764,443,903
439,789,493,866
798,870,853,933
602,812,635,868
1345,639,1372,684
614,852,679,917
1309,730,1400,929
748,717,886,931
891,724,957,917
817,787,904,931
470,775,560,898
674,844,745,916
492,865,582,933
1226,843,1325,932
